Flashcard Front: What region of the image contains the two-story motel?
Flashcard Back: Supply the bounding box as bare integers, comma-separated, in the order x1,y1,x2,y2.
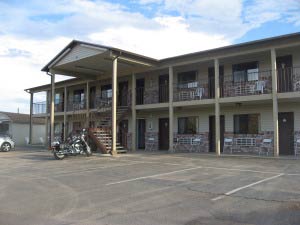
25,32,300,156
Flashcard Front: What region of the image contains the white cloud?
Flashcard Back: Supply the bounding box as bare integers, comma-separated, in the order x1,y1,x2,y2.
89,16,229,59
0,35,72,113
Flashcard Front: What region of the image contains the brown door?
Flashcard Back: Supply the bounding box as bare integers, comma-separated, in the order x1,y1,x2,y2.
118,120,128,147
159,75,169,103
159,118,169,150
279,112,294,155
208,66,224,98
137,119,146,149
209,115,225,153
118,81,128,106
277,55,293,93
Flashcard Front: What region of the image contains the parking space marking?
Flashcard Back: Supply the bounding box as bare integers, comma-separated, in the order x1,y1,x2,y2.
211,173,284,201
200,166,281,175
106,166,203,186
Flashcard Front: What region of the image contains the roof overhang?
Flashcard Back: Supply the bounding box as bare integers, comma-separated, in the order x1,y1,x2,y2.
42,40,159,80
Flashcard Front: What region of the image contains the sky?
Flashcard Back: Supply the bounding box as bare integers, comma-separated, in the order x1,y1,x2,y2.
0,0,300,113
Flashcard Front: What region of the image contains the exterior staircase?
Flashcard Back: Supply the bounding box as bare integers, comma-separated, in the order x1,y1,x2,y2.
88,102,130,154
88,127,127,154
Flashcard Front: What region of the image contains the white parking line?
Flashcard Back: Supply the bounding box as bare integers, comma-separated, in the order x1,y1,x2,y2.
200,166,281,175
211,173,284,201
106,166,203,186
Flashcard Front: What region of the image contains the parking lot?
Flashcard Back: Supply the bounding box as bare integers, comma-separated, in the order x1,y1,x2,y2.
0,150,300,225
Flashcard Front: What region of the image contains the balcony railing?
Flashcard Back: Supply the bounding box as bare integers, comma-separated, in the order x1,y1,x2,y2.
136,87,144,105
67,99,86,111
221,70,272,97
277,67,300,93
174,79,213,102
94,96,112,111
54,100,64,112
33,101,47,114
136,84,169,105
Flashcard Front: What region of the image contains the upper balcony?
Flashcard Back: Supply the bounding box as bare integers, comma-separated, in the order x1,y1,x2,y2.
173,77,214,102
136,84,169,105
67,98,86,111
33,101,47,115
277,67,300,93
33,100,64,114
221,69,272,98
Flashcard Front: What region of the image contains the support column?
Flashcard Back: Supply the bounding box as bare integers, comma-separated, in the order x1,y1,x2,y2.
271,48,279,157
214,58,221,156
131,73,136,151
63,86,67,142
111,58,118,155
50,74,55,147
45,116,48,147
29,92,33,144
86,81,90,128
169,66,174,152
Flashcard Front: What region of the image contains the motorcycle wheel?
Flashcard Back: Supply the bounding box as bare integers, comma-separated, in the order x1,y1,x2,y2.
53,151,65,160
85,150,92,157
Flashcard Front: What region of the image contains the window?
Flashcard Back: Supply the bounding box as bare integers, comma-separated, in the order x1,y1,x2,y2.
178,117,198,134
73,89,85,103
233,62,259,82
234,114,259,134
101,84,112,98
178,71,197,88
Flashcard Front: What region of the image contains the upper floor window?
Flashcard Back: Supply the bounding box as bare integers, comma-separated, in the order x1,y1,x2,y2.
233,62,258,82
234,114,259,134
101,84,112,99
178,71,198,88
178,116,198,134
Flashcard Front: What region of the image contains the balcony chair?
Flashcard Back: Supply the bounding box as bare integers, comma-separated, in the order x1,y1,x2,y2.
259,138,272,156
190,138,202,152
224,138,234,154
147,137,156,151
192,87,205,100
255,80,266,94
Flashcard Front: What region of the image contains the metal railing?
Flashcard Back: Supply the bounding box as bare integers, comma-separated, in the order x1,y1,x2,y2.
33,101,47,114
173,79,213,102
158,84,169,103
277,67,300,93
136,87,144,105
67,99,86,111
54,100,64,112
221,70,272,97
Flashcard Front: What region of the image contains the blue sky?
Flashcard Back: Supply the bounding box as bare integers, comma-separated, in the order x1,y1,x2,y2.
0,0,299,113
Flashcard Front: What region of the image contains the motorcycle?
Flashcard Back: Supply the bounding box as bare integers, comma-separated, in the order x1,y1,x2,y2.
51,129,92,160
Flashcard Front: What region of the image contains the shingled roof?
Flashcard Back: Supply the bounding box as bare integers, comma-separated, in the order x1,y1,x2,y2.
0,112,44,124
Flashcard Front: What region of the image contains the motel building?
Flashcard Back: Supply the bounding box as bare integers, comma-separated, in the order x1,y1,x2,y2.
25,32,300,157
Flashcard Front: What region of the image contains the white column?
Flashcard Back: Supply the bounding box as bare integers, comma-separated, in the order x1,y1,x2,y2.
169,66,174,152
45,116,49,148
214,58,221,156
111,58,118,155
63,86,67,142
271,48,279,157
131,73,136,151
29,92,33,144
86,81,90,127
50,74,55,145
